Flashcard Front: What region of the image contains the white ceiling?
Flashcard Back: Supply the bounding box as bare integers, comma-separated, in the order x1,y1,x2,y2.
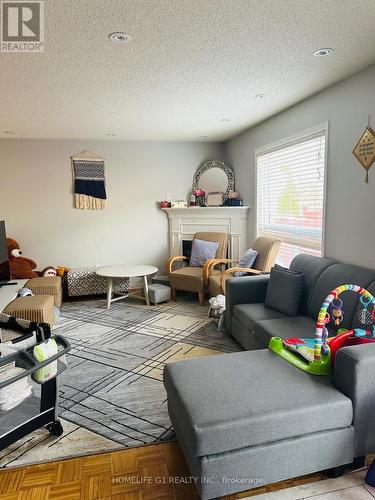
1,0,375,141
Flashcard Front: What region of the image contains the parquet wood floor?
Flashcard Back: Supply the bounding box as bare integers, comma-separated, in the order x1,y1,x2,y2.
0,441,325,500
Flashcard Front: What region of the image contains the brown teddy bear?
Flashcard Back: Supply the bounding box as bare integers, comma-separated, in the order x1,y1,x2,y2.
6,238,39,279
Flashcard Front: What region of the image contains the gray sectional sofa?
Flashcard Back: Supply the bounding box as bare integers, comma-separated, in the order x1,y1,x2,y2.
227,254,375,350
163,255,375,499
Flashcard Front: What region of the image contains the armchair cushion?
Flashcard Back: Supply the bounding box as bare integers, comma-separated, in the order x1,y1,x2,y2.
265,264,304,316
190,239,219,267
169,266,204,293
234,248,258,276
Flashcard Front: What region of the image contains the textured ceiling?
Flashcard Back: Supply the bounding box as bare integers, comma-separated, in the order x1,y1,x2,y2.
1,0,375,141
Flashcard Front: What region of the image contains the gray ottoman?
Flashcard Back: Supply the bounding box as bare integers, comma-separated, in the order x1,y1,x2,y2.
163,349,354,499
148,283,171,304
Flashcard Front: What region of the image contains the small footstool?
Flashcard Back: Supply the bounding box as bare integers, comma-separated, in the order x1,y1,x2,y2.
4,295,55,326
148,283,171,305
26,276,62,307
163,349,353,499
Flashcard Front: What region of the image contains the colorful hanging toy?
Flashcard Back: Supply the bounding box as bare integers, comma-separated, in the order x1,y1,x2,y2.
331,297,344,325
269,284,375,375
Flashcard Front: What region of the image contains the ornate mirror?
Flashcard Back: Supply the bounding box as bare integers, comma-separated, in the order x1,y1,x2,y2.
193,160,235,198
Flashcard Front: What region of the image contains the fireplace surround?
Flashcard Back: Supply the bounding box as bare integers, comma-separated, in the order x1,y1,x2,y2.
162,206,250,260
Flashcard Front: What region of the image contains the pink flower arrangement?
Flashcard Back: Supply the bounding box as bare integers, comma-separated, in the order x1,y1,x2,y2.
192,188,206,207
193,188,206,197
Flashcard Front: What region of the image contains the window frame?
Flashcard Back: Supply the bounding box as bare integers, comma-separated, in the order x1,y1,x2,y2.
254,122,329,262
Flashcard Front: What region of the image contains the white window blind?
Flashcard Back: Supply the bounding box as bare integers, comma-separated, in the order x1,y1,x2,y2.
256,130,326,267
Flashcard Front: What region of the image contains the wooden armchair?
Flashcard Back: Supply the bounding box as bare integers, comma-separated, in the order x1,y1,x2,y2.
167,232,228,305
207,236,281,297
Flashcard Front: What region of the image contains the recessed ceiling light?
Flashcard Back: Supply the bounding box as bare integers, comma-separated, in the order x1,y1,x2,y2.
3,130,15,134
109,32,131,43
253,94,265,100
106,133,116,137
220,118,231,123
314,48,334,57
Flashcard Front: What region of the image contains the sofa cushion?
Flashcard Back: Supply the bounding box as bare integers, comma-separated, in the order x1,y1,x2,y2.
290,254,336,315
254,315,319,347
265,265,304,316
233,303,285,330
308,263,375,329
231,317,265,350
163,350,353,457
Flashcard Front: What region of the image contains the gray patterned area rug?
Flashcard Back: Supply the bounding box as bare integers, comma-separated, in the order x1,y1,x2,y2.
0,294,240,468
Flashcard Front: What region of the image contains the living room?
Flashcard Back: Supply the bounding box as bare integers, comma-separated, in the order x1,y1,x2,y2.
1,1,375,499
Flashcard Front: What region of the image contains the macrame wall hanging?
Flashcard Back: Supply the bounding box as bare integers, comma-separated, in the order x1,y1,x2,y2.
71,150,107,209
353,115,375,183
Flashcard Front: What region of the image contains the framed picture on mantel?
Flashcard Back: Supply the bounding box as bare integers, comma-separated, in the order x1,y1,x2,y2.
205,192,224,207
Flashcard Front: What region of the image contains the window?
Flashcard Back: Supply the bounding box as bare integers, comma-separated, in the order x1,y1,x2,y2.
256,127,326,267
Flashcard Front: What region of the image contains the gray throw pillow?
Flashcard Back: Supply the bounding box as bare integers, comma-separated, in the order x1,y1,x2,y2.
234,248,258,276
190,239,219,267
265,264,304,316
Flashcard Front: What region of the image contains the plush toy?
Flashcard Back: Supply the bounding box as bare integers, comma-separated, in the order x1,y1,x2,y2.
41,266,71,277
6,238,38,279
56,266,70,278
41,266,57,277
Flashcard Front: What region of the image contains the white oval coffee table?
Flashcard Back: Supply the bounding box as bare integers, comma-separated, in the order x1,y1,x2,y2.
96,264,158,309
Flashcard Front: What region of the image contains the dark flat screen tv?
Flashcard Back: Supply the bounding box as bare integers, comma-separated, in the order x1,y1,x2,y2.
0,221,10,285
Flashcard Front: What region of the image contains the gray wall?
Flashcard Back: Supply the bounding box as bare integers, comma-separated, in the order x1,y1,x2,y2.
2,65,375,272
225,64,375,269
0,140,224,269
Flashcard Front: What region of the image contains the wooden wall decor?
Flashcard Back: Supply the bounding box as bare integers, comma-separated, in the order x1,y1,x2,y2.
353,117,375,183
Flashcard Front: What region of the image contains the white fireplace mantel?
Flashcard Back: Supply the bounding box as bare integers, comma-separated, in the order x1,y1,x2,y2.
163,206,251,260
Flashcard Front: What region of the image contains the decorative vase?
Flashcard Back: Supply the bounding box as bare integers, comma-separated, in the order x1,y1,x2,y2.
196,195,205,207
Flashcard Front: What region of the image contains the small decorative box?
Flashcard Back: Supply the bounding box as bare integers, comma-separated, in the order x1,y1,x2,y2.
171,200,187,208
